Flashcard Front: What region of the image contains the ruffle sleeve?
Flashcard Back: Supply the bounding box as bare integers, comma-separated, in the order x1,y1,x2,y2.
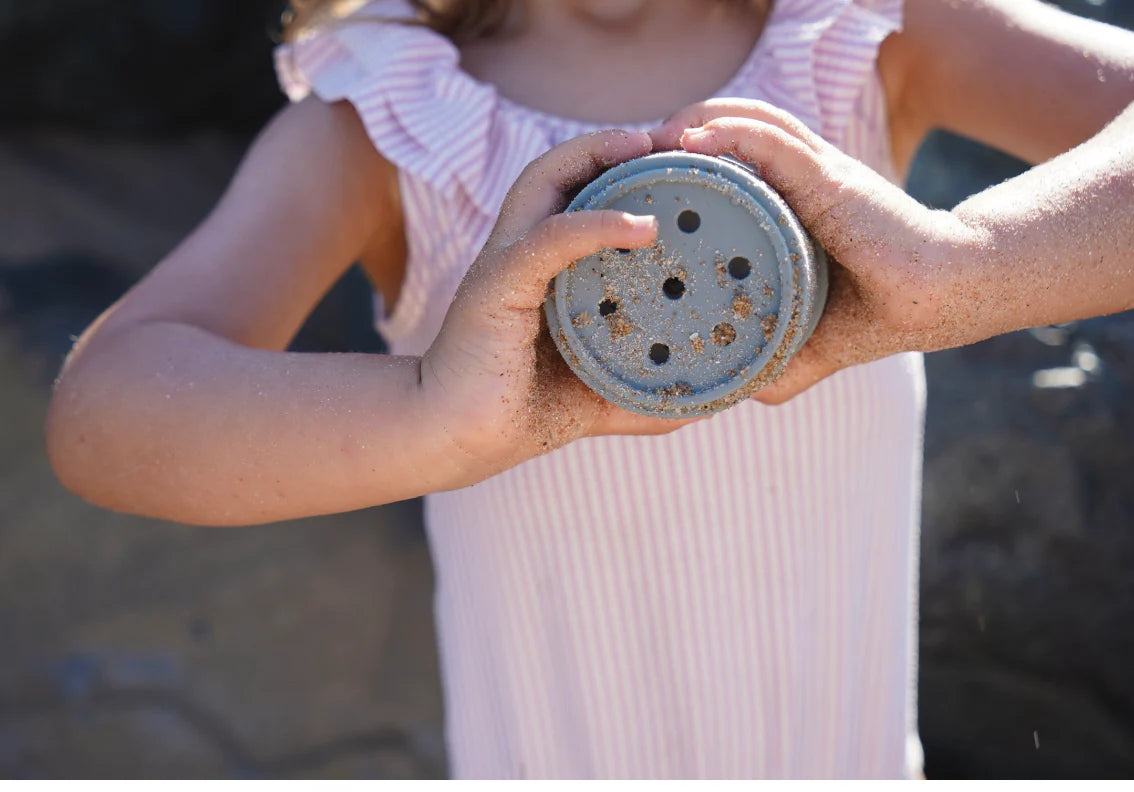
273,0,526,217
761,0,903,148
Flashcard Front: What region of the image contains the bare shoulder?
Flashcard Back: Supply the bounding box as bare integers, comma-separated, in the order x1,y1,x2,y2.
225,95,399,238
240,96,407,299
879,0,1134,172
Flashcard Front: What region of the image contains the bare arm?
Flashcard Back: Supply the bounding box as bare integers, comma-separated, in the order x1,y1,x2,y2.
47,103,679,526
948,100,1134,336
651,95,1134,400
46,98,461,524
881,0,1134,174
643,0,1134,401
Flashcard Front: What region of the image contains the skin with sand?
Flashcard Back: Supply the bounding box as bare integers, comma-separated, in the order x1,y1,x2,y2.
650,97,1134,404
44,0,1134,527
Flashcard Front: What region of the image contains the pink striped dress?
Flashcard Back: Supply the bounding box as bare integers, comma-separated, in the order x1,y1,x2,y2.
277,0,924,779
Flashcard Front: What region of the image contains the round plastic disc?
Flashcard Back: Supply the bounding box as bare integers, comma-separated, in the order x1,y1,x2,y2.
544,152,826,417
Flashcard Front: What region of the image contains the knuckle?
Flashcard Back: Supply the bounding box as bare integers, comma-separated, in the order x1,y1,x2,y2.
540,212,574,238
762,101,798,126
520,144,575,184
674,100,711,122
518,152,550,183
701,117,737,136
507,227,546,264
562,210,629,240
508,234,536,262
762,125,799,150
528,213,572,250
595,210,629,234
746,98,777,117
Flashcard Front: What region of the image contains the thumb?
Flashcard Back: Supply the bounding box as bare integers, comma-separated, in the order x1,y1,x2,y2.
480,209,658,311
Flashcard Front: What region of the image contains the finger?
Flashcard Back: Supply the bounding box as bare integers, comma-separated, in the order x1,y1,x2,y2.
752,365,827,405
650,98,826,152
590,405,710,436
750,336,840,405
490,129,653,248
678,118,840,230
481,209,659,310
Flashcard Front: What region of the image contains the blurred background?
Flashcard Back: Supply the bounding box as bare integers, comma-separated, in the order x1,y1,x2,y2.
2,0,1133,779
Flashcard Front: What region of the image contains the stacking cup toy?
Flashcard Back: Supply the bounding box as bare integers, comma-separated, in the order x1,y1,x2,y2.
543,151,828,417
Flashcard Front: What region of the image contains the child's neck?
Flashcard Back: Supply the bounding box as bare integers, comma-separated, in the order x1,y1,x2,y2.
459,0,770,125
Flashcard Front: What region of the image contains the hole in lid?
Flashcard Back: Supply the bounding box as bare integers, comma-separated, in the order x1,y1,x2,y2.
677,209,700,233
711,322,737,346
616,248,632,254
649,343,670,365
662,277,685,299
728,256,751,280
598,298,618,317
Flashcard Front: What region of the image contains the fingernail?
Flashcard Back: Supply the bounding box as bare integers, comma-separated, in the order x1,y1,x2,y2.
682,127,709,143
627,214,658,231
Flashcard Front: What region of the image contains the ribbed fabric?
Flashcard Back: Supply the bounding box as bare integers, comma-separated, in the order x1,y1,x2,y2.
277,0,924,778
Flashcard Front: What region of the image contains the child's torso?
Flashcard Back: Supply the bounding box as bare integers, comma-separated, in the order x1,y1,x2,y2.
276,0,923,778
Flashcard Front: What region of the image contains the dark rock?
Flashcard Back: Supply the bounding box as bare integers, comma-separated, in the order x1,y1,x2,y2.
0,1,286,134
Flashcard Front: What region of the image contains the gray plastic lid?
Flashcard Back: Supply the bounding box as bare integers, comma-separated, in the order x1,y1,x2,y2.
544,151,827,417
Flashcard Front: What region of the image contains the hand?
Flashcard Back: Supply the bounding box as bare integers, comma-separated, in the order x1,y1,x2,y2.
650,99,979,404
420,130,706,483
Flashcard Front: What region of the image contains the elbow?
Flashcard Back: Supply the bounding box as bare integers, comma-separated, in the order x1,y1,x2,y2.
42,329,266,527
45,365,151,519
45,380,274,529
45,373,117,511
44,317,136,511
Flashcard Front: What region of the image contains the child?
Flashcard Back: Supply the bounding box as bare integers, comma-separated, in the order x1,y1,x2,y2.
46,0,1134,779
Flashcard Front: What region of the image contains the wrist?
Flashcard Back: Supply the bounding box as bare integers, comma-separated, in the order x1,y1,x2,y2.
903,208,991,353
412,353,529,491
